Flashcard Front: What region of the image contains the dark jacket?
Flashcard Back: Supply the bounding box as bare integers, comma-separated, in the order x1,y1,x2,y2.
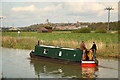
80,43,86,50
91,44,97,50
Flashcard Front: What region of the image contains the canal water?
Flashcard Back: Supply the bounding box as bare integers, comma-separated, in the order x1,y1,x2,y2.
1,47,119,78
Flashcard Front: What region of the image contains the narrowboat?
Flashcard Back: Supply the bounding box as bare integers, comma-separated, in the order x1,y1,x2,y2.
30,44,98,66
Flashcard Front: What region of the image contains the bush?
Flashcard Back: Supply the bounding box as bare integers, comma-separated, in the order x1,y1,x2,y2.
95,27,107,33
118,30,120,33
72,27,91,33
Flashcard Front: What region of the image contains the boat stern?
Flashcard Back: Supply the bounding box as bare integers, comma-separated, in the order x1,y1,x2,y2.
82,60,98,66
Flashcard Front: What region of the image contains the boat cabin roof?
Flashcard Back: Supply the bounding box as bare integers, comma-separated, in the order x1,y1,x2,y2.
40,45,75,50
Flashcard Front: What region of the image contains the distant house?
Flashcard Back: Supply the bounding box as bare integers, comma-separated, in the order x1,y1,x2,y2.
37,25,52,33
54,23,88,30
55,26,65,30
44,26,52,32
77,25,88,29
9,28,17,31
55,25,77,30
37,27,48,33
2,27,9,30
68,26,76,30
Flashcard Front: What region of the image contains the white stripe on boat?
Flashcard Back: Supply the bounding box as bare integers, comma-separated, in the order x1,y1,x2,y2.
40,45,59,48
82,61,96,63
40,45,75,50
61,48,75,50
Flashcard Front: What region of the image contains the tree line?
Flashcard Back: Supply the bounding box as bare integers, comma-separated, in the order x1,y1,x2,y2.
88,21,118,31
27,21,118,31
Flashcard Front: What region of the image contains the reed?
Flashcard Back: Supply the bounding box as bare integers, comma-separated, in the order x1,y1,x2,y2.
2,36,118,57
38,38,119,57
2,32,119,57
2,36,37,49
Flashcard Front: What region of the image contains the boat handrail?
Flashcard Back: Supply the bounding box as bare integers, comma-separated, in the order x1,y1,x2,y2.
61,48,75,50
40,45,59,48
39,45,75,50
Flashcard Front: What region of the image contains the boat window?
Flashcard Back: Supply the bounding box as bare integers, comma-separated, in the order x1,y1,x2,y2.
59,51,62,56
66,53,68,56
74,54,76,57
44,49,48,54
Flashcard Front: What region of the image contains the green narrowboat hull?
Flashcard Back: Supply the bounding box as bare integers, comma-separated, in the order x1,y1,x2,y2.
30,45,83,62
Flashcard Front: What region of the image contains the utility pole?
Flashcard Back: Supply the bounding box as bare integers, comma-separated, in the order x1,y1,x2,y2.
105,7,114,33
0,16,6,28
0,16,3,27
68,21,69,25
13,24,14,28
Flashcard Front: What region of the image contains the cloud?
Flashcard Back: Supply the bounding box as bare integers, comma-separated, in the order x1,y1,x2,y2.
65,2,106,16
2,0,119,2
3,2,118,27
11,5,36,12
40,4,62,12
65,2,118,16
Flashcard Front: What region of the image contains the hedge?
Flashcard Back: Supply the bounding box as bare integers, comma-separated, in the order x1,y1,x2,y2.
72,27,91,33
95,27,107,33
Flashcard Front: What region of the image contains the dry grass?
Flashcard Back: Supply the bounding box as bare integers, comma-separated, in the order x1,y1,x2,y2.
38,38,119,57
2,36,119,57
2,36,37,49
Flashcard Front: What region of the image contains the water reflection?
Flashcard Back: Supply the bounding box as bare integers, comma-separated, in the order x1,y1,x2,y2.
30,57,98,78
82,66,98,78
2,48,118,78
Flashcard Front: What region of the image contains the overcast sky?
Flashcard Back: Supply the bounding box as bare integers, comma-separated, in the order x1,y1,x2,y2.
1,0,119,27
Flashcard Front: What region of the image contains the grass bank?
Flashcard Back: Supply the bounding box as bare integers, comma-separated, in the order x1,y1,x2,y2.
2,32,119,58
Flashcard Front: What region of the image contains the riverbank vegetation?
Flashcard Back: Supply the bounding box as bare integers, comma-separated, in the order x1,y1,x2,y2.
95,26,107,33
2,32,119,58
72,28,91,33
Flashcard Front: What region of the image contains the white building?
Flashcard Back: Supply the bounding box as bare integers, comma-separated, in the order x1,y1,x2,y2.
77,25,88,29
45,19,49,24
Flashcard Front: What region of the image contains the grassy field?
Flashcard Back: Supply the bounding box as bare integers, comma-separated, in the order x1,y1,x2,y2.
2,32,118,43
2,31,119,58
